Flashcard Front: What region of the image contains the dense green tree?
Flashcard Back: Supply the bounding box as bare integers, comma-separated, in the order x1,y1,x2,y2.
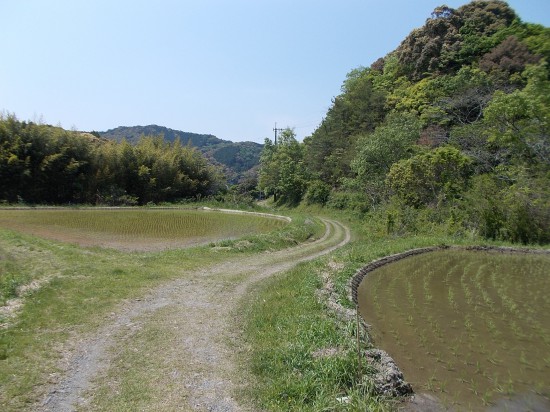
0,117,30,202
299,0,548,244
483,61,550,166
350,113,421,206
386,146,472,207
463,169,549,244
258,129,308,205
396,1,517,80
304,68,386,187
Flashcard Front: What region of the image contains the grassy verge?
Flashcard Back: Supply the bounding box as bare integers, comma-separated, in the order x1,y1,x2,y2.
0,208,321,411
237,257,392,411
236,206,540,411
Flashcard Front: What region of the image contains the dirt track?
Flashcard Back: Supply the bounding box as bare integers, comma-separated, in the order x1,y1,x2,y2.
38,218,351,411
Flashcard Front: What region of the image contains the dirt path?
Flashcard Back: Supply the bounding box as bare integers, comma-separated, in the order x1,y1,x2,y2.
39,218,351,412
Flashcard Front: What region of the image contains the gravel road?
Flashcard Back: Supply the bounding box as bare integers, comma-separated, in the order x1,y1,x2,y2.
38,218,351,412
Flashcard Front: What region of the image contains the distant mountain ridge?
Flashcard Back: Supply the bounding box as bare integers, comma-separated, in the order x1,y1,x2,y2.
99,125,263,182
99,125,226,147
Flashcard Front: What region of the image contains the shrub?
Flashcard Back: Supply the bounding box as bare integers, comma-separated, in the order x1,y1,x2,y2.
304,180,331,205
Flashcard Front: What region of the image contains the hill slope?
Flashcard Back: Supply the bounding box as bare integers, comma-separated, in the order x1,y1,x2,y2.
258,0,549,244
100,125,263,182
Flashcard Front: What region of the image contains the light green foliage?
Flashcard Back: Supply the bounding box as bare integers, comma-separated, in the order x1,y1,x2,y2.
258,129,308,205
386,146,472,207
483,61,550,164
352,112,421,184
387,77,432,116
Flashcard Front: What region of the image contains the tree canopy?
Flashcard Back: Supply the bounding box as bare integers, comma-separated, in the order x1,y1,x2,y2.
258,0,549,243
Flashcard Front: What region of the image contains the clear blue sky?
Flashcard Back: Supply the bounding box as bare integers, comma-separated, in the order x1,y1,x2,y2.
1,1,549,143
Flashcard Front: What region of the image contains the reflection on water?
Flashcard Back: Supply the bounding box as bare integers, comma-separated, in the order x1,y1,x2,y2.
357,250,550,411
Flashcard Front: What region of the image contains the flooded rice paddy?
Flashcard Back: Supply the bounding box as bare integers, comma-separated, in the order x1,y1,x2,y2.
0,208,288,251
357,249,550,411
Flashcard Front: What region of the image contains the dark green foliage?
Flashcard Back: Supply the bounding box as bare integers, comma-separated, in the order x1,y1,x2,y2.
100,125,223,147
304,180,331,205
325,191,371,215
303,68,386,188
396,1,517,80
0,116,223,205
479,35,540,75
0,119,93,203
206,141,263,180
462,171,550,244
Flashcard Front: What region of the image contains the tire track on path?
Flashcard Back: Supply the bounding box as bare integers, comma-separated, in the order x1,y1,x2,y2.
39,218,351,412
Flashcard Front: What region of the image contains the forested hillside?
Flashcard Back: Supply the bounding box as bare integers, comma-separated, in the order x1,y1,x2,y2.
259,0,549,244
100,125,224,147
100,125,263,183
0,118,224,205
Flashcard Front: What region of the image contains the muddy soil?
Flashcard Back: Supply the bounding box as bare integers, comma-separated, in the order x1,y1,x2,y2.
37,218,350,412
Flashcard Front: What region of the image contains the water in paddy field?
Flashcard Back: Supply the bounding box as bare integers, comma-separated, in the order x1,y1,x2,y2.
357,250,550,411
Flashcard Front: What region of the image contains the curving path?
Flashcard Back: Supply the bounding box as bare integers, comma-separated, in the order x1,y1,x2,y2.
39,218,351,412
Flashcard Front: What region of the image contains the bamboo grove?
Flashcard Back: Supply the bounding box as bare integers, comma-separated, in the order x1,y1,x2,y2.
0,116,224,205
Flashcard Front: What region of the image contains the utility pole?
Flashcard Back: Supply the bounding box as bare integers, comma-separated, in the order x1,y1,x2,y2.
273,122,283,145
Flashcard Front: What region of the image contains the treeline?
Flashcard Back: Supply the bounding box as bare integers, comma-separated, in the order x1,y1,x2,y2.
0,116,223,205
259,0,549,244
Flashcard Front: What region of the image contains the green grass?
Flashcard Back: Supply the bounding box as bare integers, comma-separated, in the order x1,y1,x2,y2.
238,258,392,411
236,204,549,411
0,207,320,411
2,203,546,411
0,244,23,305
0,208,313,306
